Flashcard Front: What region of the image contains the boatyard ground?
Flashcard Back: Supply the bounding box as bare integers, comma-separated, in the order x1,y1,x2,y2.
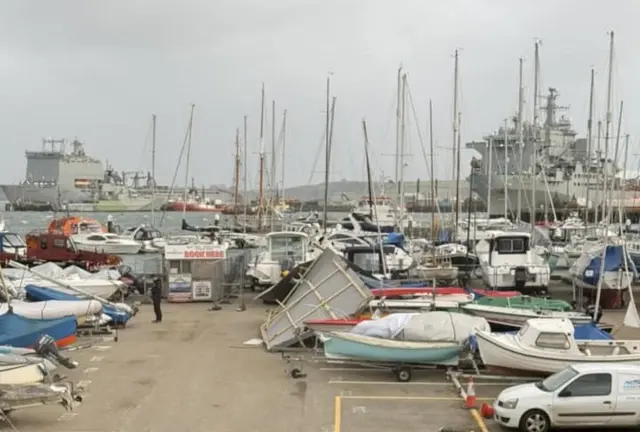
2,291,637,432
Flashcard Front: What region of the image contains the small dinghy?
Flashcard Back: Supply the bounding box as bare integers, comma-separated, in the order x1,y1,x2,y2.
0,300,102,325
462,295,593,330
476,318,640,375
322,312,489,367
0,313,77,348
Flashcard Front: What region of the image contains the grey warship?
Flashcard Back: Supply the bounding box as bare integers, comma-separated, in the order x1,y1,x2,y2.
467,87,629,217
1,139,100,206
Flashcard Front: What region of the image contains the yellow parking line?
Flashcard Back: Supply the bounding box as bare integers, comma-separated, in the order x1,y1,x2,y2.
334,395,341,432
340,395,494,401
470,408,490,432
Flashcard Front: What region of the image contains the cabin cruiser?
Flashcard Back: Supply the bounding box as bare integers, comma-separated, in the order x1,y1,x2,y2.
476,231,550,294
246,232,320,288
122,225,166,252
457,217,515,244
71,233,141,255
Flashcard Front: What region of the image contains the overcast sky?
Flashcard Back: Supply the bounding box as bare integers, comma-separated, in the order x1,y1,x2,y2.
0,0,638,190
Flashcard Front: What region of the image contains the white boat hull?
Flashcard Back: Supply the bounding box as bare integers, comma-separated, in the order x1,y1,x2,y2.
0,358,56,385
2,300,102,321
74,242,141,255
476,331,640,375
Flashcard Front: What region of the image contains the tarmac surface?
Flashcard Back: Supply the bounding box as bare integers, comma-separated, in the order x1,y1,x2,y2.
0,294,636,432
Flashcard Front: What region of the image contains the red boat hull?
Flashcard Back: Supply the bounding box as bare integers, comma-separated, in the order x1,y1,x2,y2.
370,287,519,298
166,202,222,212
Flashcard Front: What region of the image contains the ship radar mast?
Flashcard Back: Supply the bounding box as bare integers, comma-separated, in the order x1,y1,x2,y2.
542,87,569,127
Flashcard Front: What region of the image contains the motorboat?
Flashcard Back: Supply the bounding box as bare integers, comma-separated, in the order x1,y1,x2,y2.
462,296,593,330
476,231,550,295
122,224,166,252
476,318,640,375
71,233,141,255
246,231,319,288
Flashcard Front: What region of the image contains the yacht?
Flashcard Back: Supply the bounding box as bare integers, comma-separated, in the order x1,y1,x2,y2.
476,231,550,294
72,233,141,255
246,232,319,289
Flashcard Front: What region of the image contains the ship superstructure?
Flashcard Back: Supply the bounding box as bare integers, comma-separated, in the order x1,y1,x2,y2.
467,88,631,217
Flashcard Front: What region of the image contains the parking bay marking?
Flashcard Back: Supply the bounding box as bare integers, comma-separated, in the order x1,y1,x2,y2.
90,356,104,362
334,394,494,432
83,367,99,374
329,379,507,386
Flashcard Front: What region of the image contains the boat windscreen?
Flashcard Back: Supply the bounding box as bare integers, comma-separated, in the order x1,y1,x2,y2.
2,233,25,248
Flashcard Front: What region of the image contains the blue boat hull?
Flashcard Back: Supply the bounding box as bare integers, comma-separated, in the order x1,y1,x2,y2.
324,334,461,365
0,312,76,348
25,285,132,325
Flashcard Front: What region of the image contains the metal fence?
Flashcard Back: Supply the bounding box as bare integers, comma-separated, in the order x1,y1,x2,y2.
209,249,252,308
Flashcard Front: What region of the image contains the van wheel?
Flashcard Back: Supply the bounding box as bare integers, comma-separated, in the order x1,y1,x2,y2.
519,409,550,432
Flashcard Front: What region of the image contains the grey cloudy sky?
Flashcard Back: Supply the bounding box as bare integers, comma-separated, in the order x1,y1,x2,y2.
0,0,638,190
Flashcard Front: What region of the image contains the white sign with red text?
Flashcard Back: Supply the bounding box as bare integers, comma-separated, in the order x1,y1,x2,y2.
164,244,226,261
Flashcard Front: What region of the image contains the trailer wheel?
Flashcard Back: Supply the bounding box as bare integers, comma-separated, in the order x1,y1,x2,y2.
395,367,412,382
290,368,305,379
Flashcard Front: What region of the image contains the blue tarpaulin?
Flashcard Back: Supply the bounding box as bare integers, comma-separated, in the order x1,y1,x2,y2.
578,245,636,286
383,233,405,247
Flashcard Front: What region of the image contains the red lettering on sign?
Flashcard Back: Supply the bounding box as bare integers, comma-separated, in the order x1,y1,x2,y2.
183,250,224,259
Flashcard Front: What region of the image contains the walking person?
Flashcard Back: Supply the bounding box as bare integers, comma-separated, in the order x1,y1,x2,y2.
151,276,163,323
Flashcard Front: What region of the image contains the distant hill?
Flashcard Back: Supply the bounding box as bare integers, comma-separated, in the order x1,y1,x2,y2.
244,179,470,202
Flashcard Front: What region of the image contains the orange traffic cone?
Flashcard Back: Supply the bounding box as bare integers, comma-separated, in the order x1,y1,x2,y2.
480,403,495,418
465,376,477,408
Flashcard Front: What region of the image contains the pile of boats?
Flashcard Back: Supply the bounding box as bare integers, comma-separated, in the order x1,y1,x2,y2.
257,247,635,382
0,261,139,418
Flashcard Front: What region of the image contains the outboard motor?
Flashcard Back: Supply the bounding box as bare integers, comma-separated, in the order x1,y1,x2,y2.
513,266,527,292
34,334,78,369
586,304,604,324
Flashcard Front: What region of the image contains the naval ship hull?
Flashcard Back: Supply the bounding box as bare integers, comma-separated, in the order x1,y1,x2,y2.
0,184,91,205
469,172,573,216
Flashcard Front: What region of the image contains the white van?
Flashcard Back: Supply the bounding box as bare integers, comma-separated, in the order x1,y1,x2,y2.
493,363,640,432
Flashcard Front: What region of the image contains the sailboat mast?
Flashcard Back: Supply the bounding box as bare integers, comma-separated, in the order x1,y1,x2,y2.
399,73,407,233
280,110,287,205
243,115,248,234
270,100,276,232
531,41,540,230
323,75,331,233
257,84,265,230
487,137,493,217
151,114,156,226
452,50,459,183
429,100,436,241
595,121,603,222
516,58,524,222
503,119,509,219
585,68,595,226
182,104,195,221
233,128,241,223
455,112,462,232
602,31,615,222
394,67,402,204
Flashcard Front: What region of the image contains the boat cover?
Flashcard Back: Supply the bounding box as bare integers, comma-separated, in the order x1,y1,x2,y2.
572,245,637,286
350,311,490,344
260,248,372,350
